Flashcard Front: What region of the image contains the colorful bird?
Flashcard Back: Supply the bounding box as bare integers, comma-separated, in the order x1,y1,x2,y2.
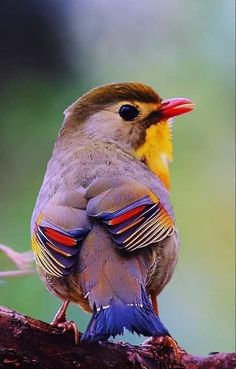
31,82,194,343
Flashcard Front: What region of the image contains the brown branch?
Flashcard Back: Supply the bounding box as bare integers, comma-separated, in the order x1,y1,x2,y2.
0,306,235,369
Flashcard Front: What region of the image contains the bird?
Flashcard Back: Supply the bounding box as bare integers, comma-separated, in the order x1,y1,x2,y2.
31,82,194,344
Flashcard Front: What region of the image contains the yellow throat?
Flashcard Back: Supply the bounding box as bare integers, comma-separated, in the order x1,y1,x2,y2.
135,121,173,190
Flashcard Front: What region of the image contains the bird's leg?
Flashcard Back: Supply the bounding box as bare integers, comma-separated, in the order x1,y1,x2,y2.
149,293,182,361
51,299,80,344
151,293,159,316
51,299,70,325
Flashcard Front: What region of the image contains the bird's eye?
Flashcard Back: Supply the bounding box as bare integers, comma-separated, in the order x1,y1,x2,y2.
119,105,139,121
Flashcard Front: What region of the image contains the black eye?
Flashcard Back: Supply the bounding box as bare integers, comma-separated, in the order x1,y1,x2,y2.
119,104,139,121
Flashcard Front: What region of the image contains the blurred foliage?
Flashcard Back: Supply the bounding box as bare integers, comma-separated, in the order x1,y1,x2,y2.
0,0,234,355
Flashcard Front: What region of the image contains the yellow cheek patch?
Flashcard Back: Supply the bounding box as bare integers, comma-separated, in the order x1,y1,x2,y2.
135,121,173,190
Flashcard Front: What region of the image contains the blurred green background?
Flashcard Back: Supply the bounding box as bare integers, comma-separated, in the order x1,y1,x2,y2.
0,0,234,355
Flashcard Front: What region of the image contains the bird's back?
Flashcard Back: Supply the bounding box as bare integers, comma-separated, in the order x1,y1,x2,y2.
32,141,171,227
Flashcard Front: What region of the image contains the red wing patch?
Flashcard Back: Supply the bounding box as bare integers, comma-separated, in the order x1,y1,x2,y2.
32,221,90,277
95,196,175,252
43,227,77,247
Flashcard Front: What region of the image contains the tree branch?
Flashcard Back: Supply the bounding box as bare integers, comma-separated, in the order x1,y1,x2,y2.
0,306,234,369
0,244,35,278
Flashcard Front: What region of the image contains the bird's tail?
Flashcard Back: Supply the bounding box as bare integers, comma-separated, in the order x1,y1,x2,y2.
81,288,169,341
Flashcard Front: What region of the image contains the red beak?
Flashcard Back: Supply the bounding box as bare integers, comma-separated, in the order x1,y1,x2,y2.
158,97,195,119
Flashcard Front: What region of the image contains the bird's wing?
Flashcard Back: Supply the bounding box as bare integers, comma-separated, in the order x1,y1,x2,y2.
32,190,91,277
86,176,175,252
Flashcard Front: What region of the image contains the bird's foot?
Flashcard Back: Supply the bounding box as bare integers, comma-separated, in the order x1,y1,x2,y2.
52,319,80,345
143,336,184,362
50,299,80,344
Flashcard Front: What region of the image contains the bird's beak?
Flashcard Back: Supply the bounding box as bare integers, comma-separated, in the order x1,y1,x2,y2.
158,97,195,119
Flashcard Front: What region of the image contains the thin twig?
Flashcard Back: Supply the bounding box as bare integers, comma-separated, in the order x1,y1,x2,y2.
0,269,35,278
0,243,35,278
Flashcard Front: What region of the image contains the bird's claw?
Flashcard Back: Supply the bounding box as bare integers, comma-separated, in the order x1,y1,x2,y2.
143,336,183,362
163,336,182,361
54,320,80,345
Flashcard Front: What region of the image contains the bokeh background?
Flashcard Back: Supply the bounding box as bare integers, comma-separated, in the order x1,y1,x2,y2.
0,0,235,355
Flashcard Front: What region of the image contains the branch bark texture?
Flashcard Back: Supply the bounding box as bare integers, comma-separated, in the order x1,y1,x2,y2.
0,306,235,369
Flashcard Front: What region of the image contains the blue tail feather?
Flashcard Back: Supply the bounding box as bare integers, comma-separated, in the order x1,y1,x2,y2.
81,290,169,341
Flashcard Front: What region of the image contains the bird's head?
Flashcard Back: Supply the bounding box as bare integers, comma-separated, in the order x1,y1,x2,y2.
59,82,194,190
